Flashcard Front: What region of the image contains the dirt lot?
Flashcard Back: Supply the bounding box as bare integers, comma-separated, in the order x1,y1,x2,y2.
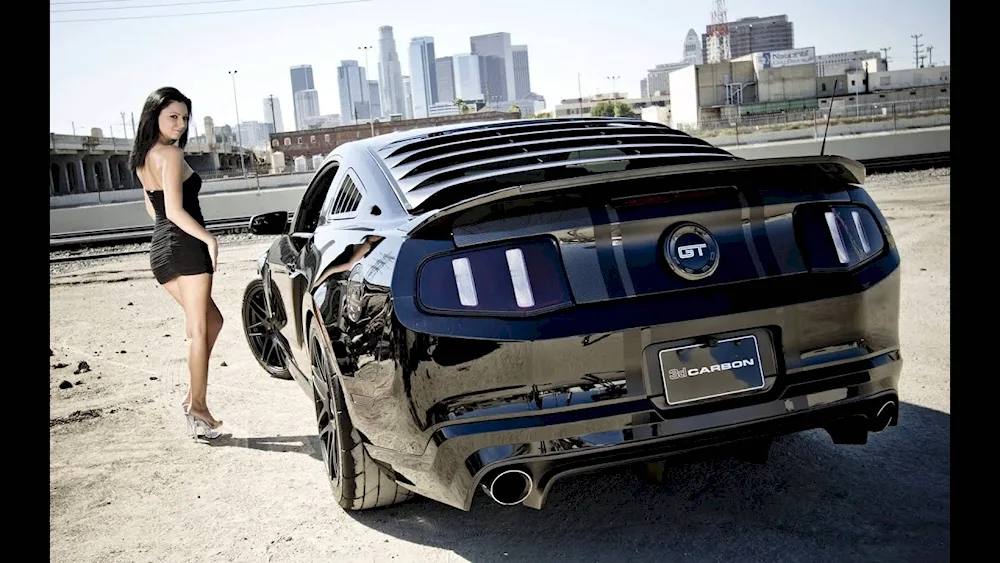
50,169,950,563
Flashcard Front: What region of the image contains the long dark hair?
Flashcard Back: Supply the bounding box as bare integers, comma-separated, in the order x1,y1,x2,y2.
128,87,193,171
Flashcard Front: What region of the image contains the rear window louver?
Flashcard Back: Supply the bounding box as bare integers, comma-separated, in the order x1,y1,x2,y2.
331,177,362,215
374,117,739,211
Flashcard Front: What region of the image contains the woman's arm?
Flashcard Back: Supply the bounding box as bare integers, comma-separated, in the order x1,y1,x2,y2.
160,146,214,245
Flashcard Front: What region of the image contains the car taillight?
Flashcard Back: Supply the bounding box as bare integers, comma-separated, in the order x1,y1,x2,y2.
416,237,574,316
795,203,887,271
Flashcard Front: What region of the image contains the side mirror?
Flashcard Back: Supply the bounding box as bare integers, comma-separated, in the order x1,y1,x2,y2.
249,211,289,235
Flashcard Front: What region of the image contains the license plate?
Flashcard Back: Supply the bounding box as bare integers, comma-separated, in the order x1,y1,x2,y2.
659,335,766,405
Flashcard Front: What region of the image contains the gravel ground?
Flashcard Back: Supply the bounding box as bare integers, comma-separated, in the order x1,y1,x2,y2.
49,168,950,563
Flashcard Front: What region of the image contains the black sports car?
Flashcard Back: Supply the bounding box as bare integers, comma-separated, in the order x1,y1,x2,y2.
241,117,902,511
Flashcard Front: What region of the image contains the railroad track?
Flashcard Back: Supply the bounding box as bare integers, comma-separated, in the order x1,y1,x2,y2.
859,152,950,174
50,215,293,264
50,216,255,249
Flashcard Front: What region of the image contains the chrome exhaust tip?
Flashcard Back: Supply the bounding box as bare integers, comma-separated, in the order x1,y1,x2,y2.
481,469,533,506
871,400,897,432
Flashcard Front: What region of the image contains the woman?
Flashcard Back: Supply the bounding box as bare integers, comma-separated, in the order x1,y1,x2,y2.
128,86,224,439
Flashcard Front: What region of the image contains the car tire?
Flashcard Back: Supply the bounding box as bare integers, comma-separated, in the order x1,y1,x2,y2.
241,278,292,380
309,317,413,511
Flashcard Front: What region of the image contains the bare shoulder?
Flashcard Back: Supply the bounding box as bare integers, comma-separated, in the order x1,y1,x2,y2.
149,143,184,164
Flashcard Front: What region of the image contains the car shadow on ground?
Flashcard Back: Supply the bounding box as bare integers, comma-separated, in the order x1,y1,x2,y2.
205,434,323,463
345,402,950,563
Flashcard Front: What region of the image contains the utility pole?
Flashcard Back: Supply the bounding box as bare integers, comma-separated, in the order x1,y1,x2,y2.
120,112,129,140
606,76,620,100
228,69,250,191
926,45,934,67
72,121,76,135
919,55,927,69
879,46,891,70
359,45,375,137
130,112,136,137
110,124,117,192
911,34,923,69
577,73,583,117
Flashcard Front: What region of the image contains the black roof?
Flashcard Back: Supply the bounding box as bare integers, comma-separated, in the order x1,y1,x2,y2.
368,117,740,211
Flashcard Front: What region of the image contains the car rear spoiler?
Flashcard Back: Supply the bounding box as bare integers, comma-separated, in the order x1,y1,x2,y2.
405,154,866,238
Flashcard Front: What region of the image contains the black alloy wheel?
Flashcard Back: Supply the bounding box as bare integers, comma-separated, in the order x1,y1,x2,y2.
241,278,292,380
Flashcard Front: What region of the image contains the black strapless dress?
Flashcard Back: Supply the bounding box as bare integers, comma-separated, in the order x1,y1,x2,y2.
147,172,214,284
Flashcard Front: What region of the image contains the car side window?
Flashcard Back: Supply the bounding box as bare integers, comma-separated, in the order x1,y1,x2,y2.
326,170,365,221
292,161,339,234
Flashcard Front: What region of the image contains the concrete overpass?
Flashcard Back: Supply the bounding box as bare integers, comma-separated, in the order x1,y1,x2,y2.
49,134,249,197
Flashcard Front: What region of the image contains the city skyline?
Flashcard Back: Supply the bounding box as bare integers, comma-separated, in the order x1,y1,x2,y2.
49,0,948,136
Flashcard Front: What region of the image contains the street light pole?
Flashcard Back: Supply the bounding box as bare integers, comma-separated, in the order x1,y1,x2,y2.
359,45,375,137
606,76,619,100
228,70,250,191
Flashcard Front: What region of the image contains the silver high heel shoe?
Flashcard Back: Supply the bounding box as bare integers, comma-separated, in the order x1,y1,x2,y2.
184,405,222,440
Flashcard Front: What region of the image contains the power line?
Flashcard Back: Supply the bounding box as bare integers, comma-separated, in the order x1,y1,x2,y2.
52,0,245,13
50,0,371,22
50,0,141,5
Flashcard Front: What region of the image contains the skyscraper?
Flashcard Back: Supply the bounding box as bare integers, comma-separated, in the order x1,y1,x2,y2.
289,65,315,130
402,75,413,119
377,25,406,117
408,36,438,118
701,15,794,60
337,60,368,124
511,45,530,100
293,89,320,130
368,80,382,119
435,56,455,104
262,96,284,133
478,55,506,105
470,32,516,101
452,54,482,101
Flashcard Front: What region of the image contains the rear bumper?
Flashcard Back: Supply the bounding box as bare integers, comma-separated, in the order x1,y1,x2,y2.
366,351,900,510
367,340,902,510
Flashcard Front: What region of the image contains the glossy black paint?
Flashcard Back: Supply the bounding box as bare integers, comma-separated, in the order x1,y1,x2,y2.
243,120,902,512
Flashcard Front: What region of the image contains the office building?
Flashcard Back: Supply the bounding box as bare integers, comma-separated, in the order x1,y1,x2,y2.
436,56,456,104
402,75,413,119
409,36,438,118
289,65,315,130
262,96,284,133
453,54,483,101
470,32,516,101
479,55,506,105
293,89,320,130
368,80,382,119
337,60,368,124
377,25,407,117
702,15,794,61
511,45,531,100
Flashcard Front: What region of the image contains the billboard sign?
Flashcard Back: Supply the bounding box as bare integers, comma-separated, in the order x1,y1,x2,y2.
758,47,816,69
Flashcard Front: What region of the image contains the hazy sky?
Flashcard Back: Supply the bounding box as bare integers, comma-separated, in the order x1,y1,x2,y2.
49,0,950,136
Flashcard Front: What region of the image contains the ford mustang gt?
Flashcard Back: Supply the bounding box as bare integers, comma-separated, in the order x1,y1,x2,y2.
241,117,902,511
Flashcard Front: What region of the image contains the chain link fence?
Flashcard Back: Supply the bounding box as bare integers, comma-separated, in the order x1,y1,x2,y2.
689,96,950,138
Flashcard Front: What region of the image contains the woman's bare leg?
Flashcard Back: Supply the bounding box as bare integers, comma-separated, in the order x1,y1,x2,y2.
162,279,224,409
176,273,221,426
